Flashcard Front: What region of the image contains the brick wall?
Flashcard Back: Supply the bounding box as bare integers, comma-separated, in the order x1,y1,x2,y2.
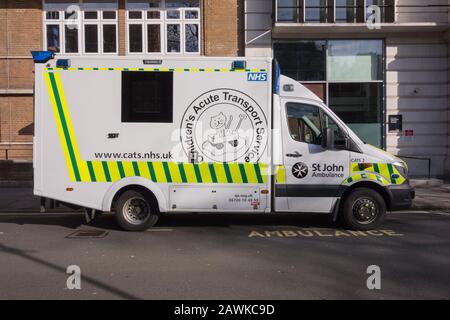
0,0,42,162
118,0,126,56
203,0,243,56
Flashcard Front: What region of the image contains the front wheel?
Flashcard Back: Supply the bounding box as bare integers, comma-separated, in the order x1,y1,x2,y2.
341,188,386,231
115,190,159,231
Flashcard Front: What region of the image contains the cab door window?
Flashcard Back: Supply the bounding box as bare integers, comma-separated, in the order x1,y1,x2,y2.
322,112,348,149
286,103,322,145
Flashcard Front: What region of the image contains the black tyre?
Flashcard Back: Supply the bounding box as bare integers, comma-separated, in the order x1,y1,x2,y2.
115,190,159,232
342,188,386,231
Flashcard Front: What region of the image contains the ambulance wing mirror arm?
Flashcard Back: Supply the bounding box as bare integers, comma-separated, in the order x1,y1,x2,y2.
321,128,335,150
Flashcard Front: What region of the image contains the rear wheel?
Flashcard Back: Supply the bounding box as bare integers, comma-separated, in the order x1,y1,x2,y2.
342,188,386,231
115,190,159,231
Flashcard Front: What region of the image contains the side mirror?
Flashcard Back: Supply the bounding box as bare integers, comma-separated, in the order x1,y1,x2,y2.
321,128,335,150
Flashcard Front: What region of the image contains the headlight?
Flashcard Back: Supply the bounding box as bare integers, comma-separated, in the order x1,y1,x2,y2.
394,162,408,177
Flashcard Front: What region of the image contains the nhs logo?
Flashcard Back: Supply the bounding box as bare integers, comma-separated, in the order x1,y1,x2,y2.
247,72,268,82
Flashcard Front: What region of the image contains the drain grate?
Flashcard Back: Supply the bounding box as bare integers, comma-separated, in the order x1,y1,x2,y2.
66,230,108,239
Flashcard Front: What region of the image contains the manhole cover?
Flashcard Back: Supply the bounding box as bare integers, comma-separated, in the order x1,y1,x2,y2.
66,230,108,239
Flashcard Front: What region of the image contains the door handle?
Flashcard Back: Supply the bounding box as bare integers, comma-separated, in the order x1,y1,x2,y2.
286,152,303,158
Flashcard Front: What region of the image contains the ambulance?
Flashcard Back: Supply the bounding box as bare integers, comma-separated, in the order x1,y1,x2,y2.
32,52,415,231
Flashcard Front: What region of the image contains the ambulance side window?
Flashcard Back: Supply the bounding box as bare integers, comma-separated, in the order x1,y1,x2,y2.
322,113,348,150
122,71,173,123
286,103,322,145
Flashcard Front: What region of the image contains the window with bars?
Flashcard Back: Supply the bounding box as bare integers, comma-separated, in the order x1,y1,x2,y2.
43,0,118,55
126,0,200,55
275,0,395,23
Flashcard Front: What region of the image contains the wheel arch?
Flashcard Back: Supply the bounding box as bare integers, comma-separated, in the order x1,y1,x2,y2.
101,177,168,213
340,181,392,212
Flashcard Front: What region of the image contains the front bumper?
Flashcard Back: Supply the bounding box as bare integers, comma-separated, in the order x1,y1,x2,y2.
388,182,415,211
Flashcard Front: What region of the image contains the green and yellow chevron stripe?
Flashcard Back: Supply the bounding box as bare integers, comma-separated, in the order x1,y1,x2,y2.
44,71,267,184
344,163,406,186
45,67,267,73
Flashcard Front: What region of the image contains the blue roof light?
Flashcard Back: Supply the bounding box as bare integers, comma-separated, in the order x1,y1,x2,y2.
232,60,246,70
31,51,55,63
56,59,71,68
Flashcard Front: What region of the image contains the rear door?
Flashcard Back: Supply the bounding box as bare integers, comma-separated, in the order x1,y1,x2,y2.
278,99,350,213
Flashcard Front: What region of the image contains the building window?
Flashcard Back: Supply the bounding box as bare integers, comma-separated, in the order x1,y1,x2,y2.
304,0,327,23
274,40,384,147
329,83,383,147
335,0,357,23
276,0,298,22
273,41,326,81
122,71,174,123
43,1,118,55
366,0,395,23
126,0,200,54
275,0,395,23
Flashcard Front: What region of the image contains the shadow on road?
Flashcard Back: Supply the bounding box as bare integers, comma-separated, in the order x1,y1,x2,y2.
0,242,140,299
0,211,334,231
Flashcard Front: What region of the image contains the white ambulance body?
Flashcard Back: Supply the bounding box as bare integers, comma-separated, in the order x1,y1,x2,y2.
32,53,414,231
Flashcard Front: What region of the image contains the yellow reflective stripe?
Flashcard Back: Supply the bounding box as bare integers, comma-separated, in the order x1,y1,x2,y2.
276,165,285,183
167,162,182,183
197,163,212,183
138,162,151,179
366,173,377,182
152,162,167,183
213,163,228,183
92,161,106,182
260,164,269,183
378,164,391,183
45,73,76,182
75,162,92,181
225,163,242,183
243,163,258,183
181,163,198,183
53,74,91,182
122,162,135,177
107,161,121,182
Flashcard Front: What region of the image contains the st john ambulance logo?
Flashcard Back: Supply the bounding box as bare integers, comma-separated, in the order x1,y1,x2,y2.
180,89,268,163
292,162,309,179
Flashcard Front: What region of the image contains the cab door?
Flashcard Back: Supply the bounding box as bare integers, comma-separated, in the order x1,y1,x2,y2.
278,100,350,213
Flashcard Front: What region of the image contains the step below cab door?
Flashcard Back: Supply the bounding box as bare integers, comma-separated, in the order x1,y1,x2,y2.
278,99,351,213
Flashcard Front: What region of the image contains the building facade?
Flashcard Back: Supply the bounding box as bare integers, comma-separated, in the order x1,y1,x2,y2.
245,0,450,178
0,0,244,165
